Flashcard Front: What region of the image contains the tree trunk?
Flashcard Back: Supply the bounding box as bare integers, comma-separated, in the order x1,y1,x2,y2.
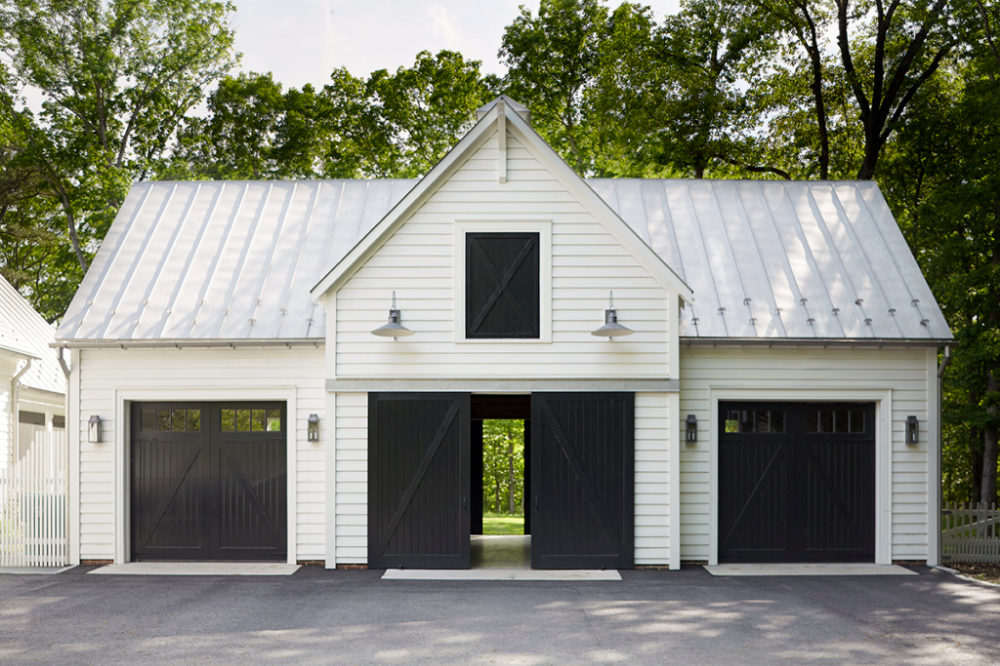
856,132,882,180
983,213,1000,506
507,427,515,514
982,370,999,506
971,425,984,503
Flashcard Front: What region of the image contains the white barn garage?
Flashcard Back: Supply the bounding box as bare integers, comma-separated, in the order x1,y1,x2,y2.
55,97,951,569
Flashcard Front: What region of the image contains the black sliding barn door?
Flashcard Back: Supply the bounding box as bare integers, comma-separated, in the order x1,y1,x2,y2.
718,402,876,563
131,402,287,561
369,393,471,569
531,393,634,570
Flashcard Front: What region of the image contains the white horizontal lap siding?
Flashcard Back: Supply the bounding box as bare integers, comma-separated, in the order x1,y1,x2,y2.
678,346,932,562
335,130,670,379
334,393,367,563
75,347,325,562
634,393,670,565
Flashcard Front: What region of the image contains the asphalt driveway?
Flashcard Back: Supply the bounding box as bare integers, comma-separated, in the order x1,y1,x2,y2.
1,565,998,665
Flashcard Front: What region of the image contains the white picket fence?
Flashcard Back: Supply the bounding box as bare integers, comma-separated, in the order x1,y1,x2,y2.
942,502,1000,564
0,431,68,567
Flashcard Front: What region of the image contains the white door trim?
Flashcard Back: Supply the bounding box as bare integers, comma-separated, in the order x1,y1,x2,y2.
114,386,299,565
707,387,893,566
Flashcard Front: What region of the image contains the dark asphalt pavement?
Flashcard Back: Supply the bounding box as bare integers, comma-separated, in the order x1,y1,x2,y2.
1,565,998,665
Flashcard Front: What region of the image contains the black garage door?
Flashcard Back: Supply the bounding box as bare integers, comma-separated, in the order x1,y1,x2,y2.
130,402,287,561
718,402,875,563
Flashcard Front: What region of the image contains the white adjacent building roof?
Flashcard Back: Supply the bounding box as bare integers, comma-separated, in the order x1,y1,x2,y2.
55,176,951,344
0,275,66,394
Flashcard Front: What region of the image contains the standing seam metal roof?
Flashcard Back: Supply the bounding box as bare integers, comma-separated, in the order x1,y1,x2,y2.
55,178,951,343
0,275,66,394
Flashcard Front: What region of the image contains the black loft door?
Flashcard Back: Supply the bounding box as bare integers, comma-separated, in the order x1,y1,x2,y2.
718,402,876,563
531,393,634,570
368,393,471,569
130,402,287,561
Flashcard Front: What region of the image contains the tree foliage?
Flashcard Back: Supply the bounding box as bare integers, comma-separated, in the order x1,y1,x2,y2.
482,420,525,515
323,50,499,178
878,1,1000,504
500,0,608,173
163,72,332,180
167,51,497,181
0,0,237,317
0,118,79,320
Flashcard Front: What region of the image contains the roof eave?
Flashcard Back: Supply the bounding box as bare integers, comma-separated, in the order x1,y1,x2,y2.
682,336,953,348
52,338,324,350
0,344,41,361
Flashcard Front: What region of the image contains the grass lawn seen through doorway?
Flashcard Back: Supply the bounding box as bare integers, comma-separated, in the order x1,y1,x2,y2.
482,513,524,535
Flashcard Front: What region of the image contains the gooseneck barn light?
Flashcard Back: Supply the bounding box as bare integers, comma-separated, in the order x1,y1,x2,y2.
371,291,414,339
88,415,102,444
591,291,634,339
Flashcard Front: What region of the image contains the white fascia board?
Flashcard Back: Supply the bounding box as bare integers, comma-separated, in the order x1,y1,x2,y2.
51,338,324,349
0,344,40,361
502,111,694,303
309,108,501,299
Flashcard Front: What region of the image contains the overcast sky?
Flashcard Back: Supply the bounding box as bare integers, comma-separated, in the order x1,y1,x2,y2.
230,0,682,88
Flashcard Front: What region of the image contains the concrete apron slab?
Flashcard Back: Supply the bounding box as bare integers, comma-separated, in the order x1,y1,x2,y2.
704,563,918,576
382,568,621,581
0,566,75,575
88,562,301,576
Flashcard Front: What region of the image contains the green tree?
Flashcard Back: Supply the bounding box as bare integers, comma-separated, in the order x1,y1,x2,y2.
322,50,498,178
500,0,608,173
164,72,332,180
482,420,525,515
0,118,80,320
879,3,1000,504
590,0,780,178
0,0,238,273
758,0,960,180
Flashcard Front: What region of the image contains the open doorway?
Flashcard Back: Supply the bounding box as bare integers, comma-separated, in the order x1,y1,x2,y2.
482,419,525,534
471,394,530,569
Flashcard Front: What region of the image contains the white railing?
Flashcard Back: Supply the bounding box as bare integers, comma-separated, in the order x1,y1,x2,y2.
0,431,68,567
942,502,1000,564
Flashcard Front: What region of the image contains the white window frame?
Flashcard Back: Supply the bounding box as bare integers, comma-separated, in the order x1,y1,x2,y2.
454,220,552,343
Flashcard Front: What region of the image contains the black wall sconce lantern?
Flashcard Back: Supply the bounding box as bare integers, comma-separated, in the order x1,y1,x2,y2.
371,291,414,339
906,415,918,444
591,291,634,339
686,414,698,443
88,415,102,444
308,414,320,442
